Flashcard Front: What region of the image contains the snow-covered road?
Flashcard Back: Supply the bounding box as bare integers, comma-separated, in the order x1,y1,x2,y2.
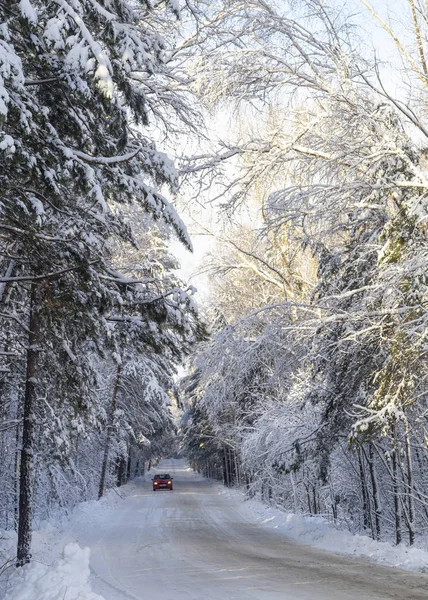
68,459,428,600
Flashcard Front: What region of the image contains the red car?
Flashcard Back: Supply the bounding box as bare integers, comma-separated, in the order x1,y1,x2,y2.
152,473,173,491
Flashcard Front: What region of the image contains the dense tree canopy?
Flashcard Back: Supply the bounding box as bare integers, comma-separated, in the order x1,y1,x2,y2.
181,0,428,549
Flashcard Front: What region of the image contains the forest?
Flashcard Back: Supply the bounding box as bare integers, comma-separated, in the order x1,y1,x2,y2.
1,0,428,576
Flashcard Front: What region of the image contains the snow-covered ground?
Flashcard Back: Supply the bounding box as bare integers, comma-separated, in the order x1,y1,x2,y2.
2,459,428,600
221,488,428,574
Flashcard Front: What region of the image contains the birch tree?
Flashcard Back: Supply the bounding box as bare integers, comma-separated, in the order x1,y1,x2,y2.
183,0,428,545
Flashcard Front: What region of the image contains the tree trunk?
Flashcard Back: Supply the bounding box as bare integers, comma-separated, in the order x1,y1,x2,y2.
223,445,230,486
116,455,126,487
392,424,402,545
233,449,242,486
304,481,312,514
412,447,428,521
17,283,41,566
98,364,121,499
126,448,131,482
226,446,235,485
312,484,318,515
358,447,372,535
367,444,381,541
403,416,415,545
14,420,21,531
331,485,338,523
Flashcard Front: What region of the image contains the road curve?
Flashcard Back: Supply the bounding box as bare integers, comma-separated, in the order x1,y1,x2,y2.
80,459,428,600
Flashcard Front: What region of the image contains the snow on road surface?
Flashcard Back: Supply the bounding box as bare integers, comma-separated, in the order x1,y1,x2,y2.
73,460,428,599
4,459,428,600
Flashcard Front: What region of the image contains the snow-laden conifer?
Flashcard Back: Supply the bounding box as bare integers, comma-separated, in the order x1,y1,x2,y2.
0,0,203,565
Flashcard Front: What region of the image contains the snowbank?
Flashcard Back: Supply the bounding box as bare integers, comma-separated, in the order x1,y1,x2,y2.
0,480,143,600
1,478,148,599
221,487,428,573
5,543,105,600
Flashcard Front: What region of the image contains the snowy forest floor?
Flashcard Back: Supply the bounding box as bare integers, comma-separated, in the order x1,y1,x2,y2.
2,459,428,600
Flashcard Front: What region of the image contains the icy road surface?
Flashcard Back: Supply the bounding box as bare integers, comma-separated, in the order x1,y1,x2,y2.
79,460,428,600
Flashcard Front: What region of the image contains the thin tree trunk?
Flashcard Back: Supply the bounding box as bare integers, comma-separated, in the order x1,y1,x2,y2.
14,420,20,531
409,0,428,80
227,447,234,485
412,446,428,522
227,447,232,485
312,484,318,515
234,450,240,486
116,455,126,487
98,363,121,499
331,484,338,523
403,416,415,545
126,448,131,482
223,445,230,486
358,447,372,535
304,480,312,514
17,283,41,566
367,444,381,541
392,423,402,545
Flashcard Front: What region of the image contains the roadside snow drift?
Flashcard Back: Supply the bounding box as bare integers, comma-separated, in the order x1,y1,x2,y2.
222,487,428,573
5,543,105,600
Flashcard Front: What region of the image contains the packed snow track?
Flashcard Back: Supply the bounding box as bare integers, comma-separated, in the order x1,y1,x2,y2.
79,460,427,600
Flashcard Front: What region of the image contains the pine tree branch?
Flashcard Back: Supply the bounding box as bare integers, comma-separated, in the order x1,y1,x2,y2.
24,78,59,86
70,148,140,165
99,274,156,285
0,262,99,283
0,224,68,243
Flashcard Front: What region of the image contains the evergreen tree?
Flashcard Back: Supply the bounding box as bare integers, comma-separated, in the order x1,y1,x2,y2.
1,0,201,565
